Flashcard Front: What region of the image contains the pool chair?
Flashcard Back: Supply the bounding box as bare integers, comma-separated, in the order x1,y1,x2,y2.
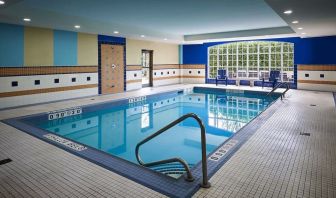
216,69,228,86
262,70,280,89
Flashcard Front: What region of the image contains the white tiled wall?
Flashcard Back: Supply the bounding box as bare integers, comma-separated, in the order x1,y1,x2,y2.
0,87,98,109
180,69,206,84
126,70,142,91
298,70,336,91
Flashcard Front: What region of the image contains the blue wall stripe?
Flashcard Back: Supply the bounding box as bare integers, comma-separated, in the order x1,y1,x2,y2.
54,30,78,66
0,23,24,67
179,45,183,64
98,35,126,44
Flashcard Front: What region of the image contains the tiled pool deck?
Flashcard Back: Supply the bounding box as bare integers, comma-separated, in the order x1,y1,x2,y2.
0,84,335,197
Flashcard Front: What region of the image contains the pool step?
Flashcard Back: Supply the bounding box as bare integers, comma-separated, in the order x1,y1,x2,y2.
149,162,194,179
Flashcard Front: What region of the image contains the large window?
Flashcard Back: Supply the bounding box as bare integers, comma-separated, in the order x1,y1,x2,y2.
208,41,294,82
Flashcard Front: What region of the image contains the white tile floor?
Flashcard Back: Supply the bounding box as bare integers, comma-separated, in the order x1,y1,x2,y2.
0,84,335,198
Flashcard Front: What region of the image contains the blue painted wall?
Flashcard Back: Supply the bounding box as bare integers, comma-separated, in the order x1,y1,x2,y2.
98,35,126,44
183,36,336,65
54,30,78,66
0,23,24,67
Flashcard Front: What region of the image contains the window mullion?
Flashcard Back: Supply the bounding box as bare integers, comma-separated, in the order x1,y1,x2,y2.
281,43,283,82
268,43,271,72
236,44,239,79
247,43,249,78
257,43,260,79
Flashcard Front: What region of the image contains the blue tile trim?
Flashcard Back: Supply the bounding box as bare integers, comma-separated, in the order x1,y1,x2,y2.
333,92,336,107
2,87,282,197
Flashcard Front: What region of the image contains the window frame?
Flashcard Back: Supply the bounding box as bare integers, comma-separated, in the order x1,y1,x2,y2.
207,41,294,82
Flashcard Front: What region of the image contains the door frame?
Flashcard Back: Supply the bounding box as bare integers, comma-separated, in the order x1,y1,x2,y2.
141,49,153,87
98,40,126,94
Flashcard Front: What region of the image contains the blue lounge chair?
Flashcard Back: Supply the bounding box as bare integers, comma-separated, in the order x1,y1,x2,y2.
262,70,280,88
216,69,228,86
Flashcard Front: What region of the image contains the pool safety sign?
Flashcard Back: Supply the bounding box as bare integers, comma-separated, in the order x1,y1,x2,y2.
44,134,87,151
48,107,82,120
209,139,238,161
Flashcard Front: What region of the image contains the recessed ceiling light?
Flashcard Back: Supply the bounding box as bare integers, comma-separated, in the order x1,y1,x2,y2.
301,32,306,35
74,25,80,29
164,38,168,41
114,31,119,34
0,1,5,5
140,35,145,38
292,21,299,24
283,10,292,14
298,27,303,30
23,18,31,22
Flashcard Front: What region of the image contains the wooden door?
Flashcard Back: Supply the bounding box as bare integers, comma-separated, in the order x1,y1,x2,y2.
101,44,125,94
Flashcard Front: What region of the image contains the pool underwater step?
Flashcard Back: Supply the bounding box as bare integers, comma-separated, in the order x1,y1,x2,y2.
149,163,195,178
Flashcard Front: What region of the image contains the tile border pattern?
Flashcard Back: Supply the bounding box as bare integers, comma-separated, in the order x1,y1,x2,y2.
0,66,98,77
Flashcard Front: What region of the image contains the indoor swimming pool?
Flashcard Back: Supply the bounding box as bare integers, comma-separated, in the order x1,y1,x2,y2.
4,87,281,197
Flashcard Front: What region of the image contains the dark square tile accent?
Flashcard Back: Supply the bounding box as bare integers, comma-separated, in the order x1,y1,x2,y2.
34,80,40,85
305,73,309,77
87,120,91,125
167,71,170,75
11,81,18,87
134,73,137,77
198,71,201,74
72,77,76,82
54,79,60,84
189,71,192,74
154,72,156,76
161,72,163,75
0,158,12,165
320,74,324,78
173,71,176,74
87,76,91,81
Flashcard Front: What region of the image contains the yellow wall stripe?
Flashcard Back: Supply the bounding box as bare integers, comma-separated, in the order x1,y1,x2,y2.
24,27,54,66
77,33,98,66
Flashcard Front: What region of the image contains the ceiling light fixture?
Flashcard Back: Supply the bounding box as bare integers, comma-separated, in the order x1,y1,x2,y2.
301,32,306,35
140,35,145,38
283,10,292,14
114,31,119,34
164,38,168,41
74,25,80,29
292,20,299,24
0,1,5,5
298,27,303,30
23,18,31,22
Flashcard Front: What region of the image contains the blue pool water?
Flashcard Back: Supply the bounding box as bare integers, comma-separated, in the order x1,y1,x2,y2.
24,88,279,177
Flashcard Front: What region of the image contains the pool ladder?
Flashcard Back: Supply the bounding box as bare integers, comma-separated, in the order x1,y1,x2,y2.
135,113,211,188
266,82,290,100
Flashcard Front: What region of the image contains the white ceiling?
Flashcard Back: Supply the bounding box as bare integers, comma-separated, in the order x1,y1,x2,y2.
0,0,334,43
265,0,336,38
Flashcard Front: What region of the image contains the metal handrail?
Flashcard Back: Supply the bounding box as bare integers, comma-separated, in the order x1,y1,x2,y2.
135,113,211,188
266,82,290,100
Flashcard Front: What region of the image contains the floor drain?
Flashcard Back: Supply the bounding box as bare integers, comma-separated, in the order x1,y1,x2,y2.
0,158,12,165
310,104,317,106
300,132,311,136
91,98,95,100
